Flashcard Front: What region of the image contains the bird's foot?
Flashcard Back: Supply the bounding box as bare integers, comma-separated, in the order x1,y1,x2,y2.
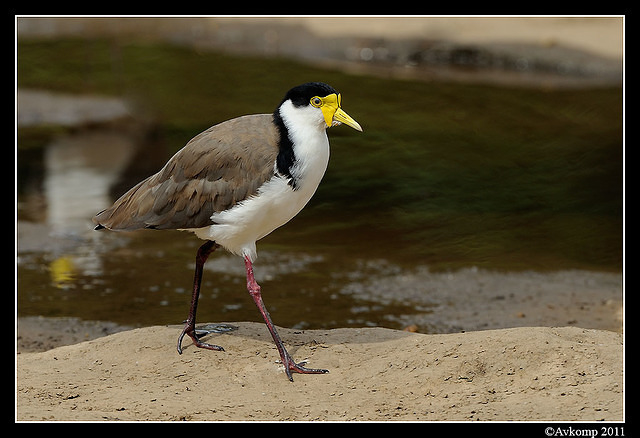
177,325,224,354
282,356,329,382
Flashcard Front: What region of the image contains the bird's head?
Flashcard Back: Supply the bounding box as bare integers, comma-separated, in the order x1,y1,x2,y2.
279,82,363,132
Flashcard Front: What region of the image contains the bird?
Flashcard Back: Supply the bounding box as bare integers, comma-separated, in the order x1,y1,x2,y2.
93,82,362,381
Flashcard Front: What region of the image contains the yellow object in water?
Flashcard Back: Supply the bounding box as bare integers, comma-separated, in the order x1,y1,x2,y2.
50,256,76,288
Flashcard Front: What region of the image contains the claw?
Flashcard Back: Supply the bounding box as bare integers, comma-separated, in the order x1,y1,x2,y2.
177,325,224,354
284,358,329,382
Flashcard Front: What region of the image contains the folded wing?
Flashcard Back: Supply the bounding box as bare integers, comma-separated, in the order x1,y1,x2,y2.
93,114,280,231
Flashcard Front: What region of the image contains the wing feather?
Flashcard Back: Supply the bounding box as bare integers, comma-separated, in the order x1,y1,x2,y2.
93,114,279,231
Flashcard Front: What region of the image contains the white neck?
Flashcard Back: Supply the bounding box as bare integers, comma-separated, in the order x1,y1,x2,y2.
278,100,331,189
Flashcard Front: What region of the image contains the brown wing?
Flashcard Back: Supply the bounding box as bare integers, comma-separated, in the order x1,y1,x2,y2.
93,114,279,231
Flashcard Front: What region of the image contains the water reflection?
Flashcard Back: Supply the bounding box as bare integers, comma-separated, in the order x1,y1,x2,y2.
44,130,136,234
49,256,75,288
43,129,139,283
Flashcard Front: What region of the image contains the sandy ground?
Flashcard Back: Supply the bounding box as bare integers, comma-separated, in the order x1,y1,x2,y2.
16,322,622,421
15,266,624,422
282,17,623,57
17,16,623,60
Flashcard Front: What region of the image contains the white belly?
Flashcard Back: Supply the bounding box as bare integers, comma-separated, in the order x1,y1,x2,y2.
189,128,330,262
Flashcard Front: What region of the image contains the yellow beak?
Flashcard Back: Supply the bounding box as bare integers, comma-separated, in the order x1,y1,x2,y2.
319,93,363,132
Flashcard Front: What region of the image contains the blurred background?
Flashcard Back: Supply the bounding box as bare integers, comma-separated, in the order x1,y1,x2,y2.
16,16,623,346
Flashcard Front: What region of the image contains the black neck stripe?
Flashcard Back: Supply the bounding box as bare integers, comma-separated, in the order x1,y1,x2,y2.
273,111,298,189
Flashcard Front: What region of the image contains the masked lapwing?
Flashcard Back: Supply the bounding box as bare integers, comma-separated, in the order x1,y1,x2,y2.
93,82,362,381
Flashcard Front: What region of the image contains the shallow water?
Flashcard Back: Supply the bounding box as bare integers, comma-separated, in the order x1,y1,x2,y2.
15,124,426,332
16,40,623,334
16,229,425,331
16,119,622,334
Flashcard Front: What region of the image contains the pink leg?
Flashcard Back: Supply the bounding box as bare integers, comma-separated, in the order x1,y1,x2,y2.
244,255,329,381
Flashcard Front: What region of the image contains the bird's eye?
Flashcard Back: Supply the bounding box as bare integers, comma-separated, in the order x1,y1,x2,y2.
310,97,323,107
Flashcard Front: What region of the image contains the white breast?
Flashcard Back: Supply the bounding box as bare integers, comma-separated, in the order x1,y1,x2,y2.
190,101,330,262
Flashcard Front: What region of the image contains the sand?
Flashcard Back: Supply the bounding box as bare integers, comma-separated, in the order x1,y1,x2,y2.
16,265,624,422
16,322,622,422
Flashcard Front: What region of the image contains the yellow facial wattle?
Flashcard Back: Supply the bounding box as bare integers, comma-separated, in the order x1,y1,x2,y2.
310,93,362,131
